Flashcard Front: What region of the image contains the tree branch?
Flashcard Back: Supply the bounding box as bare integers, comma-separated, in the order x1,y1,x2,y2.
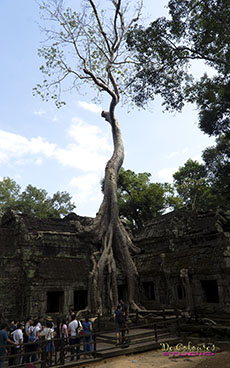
88,0,112,53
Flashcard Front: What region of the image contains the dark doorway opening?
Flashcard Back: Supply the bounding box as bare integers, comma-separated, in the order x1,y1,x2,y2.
47,291,64,313
201,280,219,303
118,285,125,301
142,282,155,300
177,284,186,300
74,290,88,311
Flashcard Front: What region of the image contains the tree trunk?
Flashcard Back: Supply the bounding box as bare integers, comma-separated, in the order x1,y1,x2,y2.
82,108,141,315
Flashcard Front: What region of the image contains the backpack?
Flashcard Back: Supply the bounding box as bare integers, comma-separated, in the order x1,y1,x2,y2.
75,321,83,336
117,310,124,324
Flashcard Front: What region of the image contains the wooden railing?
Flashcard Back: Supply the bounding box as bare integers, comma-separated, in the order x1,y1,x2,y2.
0,312,182,368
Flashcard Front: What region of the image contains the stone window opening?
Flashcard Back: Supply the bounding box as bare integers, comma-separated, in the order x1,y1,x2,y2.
74,290,88,311
47,291,64,313
177,284,186,300
201,280,219,303
142,281,155,300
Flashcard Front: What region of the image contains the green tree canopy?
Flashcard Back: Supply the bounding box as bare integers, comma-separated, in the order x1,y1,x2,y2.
117,168,180,233
126,0,230,136
172,159,217,210
0,177,21,216
202,134,230,207
0,177,75,218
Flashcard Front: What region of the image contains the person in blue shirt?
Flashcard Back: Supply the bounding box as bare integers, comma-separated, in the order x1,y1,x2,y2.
82,318,93,359
0,323,15,368
114,305,124,345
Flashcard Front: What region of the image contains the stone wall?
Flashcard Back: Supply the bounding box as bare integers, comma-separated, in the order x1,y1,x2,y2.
134,209,230,318
1,208,230,321
0,211,97,320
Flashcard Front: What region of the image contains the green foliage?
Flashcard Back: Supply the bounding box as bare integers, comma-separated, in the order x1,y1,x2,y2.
173,159,217,210
0,178,75,218
202,134,230,208
117,168,179,233
0,177,21,215
126,0,230,136
35,0,140,108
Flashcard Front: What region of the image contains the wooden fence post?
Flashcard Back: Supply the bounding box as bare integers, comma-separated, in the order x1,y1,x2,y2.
154,323,158,342
97,314,100,331
93,332,97,358
175,309,181,337
41,337,47,368
60,337,65,365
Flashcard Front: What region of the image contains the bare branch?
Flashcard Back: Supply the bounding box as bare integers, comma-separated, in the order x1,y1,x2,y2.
88,0,112,53
127,0,143,28
83,66,117,100
111,0,121,50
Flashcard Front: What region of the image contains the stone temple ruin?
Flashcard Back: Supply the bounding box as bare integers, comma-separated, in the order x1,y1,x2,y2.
0,209,230,321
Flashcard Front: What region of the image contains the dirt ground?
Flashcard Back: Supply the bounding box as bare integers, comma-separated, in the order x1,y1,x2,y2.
78,347,230,368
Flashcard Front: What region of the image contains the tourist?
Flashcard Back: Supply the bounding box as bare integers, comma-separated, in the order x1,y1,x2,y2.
10,323,24,365
114,305,124,345
82,317,93,359
0,323,15,368
68,314,82,361
60,319,68,340
119,299,129,340
22,317,33,364
40,321,56,366
28,319,40,362
67,307,75,323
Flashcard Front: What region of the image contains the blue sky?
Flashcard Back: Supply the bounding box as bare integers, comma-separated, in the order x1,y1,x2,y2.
0,0,215,216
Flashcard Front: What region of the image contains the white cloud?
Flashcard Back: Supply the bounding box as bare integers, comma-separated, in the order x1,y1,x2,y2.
0,130,56,165
182,147,189,154
35,158,43,165
164,151,179,159
70,173,103,216
33,110,46,116
0,117,112,175
69,118,111,151
164,147,189,160
70,173,102,202
53,118,112,172
77,101,102,114
54,145,108,171
158,168,177,183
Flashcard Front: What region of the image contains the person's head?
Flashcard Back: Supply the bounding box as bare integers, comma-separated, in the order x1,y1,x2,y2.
62,318,66,325
0,323,7,330
46,321,52,328
17,323,23,330
27,318,33,326
85,317,89,323
71,313,76,321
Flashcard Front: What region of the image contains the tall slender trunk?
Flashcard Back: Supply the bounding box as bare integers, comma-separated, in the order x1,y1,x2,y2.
85,106,140,315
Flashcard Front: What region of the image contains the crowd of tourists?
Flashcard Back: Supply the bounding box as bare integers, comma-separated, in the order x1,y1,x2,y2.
0,299,128,368
0,312,93,368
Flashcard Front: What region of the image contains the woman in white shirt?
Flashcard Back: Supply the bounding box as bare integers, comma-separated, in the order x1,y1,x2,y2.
40,321,56,365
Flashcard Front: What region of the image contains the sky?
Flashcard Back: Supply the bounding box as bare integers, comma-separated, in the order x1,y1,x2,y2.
0,0,216,217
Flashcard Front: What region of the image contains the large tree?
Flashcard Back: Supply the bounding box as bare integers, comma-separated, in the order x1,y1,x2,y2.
35,0,143,314
0,177,21,217
117,168,180,233
126,0,230,137
202,134,230,208
172,159,216,211
0,177,75,218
